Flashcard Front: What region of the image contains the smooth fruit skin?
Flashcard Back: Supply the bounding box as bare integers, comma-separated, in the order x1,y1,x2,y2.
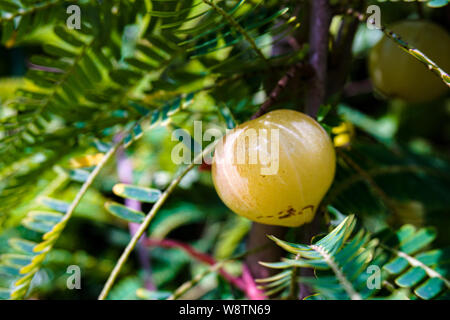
212,110,336,227
369,20,450,103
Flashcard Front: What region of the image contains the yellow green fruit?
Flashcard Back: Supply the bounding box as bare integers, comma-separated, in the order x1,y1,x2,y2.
212,109,336,227
369,20,450,103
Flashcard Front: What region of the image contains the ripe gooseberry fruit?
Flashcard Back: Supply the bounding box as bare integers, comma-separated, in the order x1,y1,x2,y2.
212,110,336,227
369,20,450,103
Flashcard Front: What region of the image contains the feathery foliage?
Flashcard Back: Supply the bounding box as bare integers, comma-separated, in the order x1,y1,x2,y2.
258,214,450,300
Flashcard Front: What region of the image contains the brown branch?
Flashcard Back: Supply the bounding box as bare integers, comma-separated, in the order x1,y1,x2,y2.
305,0,332,117
251,62,313,119
298,0,332,299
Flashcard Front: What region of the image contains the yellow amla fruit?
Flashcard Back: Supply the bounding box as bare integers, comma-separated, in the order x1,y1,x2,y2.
369,20,450,103
212,109,336,227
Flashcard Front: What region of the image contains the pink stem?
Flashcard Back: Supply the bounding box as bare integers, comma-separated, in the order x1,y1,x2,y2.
144,238,267,300
241,265,268,300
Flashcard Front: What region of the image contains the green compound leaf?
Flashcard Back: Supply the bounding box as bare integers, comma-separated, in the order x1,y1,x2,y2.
261,213,450,300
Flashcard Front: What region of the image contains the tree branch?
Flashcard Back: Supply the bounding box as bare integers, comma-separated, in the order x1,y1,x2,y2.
251,62,313,119
305,0,332,117
299,0,332,299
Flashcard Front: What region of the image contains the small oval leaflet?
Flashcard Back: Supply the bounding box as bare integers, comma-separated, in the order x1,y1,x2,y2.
69,169,90,183
39,197,70,213
112,184,162,203
8,238,38,255
105,201,145,224
0,254,33,267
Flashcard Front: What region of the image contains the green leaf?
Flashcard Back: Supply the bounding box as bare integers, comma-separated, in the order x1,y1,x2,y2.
399,228,436,255
414,278,446,299
0,265,21,277
258,261,295,269
395,267,427,288
0,288,11,300
8,238,38,255
109,69,142,86
427,0,448,8
69,169,90,183
83,54,103,82
218,104,237,129
148,5,199,18
416,248,450,266
384,257,409,274
39,198,70,213
0,254,33,267
261,214,450,299
136,44,168,63
10,283,29,300
30,55,70,71
112,184,161,203
1,20,14,44
136,288,172,300
0,0,20,12
43,44,77,58
54,26,85,47
27,211,63,224
317,105,332,123
22,218,56,234
93,140,112,153
125,57,157,70
104,202,145,223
